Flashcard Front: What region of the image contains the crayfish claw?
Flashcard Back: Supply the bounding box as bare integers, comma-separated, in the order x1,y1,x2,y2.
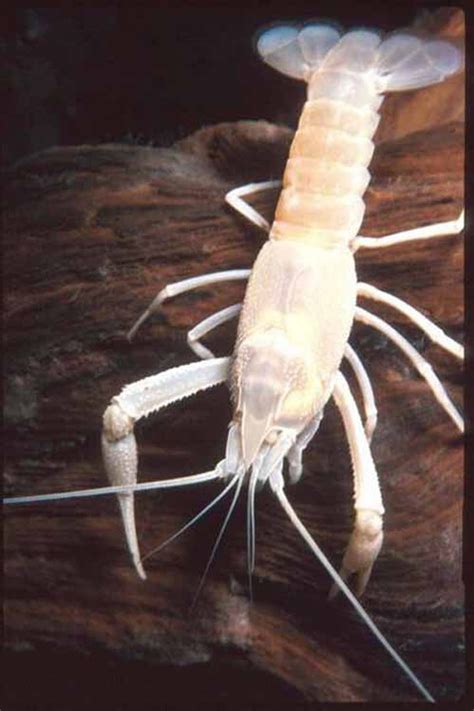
102,403,146,579
328,509,383,600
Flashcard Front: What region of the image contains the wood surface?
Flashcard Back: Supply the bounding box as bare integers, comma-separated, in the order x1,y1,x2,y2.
4,9,464,708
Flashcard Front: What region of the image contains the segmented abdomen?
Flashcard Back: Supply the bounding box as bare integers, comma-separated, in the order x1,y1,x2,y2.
271,75,381,247
259,23,462,249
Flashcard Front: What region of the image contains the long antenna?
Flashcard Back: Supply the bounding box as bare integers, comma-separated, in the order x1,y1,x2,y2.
141,476,238,564
4,470,221,505
247,466,258,600
190,475,244,610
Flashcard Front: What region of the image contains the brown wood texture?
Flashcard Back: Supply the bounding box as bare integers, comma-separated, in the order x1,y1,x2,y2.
4,16,464,710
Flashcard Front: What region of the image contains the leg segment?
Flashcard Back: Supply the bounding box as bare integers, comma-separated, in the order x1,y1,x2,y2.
331,371,384,598
357,282,463,359
129,178,276,343
129,179,273,342
127,269,250,341
102,357,231,578
225,180,281,232
352,210,463,251
187,303,242,359
285,413,323,485
344,343,378,443
355,307,463,432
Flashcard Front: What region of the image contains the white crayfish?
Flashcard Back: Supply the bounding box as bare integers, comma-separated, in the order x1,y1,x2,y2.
6,22,464,702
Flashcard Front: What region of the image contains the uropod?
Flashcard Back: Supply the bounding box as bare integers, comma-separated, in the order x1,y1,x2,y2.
5,20,464,702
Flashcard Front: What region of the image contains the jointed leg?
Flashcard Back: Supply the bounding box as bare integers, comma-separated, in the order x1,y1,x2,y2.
127,269,250,341
355,306,463,432
352,210,463,251
344,343,378,443
225,180,281,232
187,303,242,359
102,357,231,578
128,178,279,342
330,371,384,598
357,282,463,360
285,413,323,485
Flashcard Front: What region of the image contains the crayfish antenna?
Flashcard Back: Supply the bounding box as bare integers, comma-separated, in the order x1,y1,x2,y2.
190,475,244,611
141,472,238,565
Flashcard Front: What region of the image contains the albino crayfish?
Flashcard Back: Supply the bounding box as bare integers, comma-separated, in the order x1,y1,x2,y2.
6,20,464,702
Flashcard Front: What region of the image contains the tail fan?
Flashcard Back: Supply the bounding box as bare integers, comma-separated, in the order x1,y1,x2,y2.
375,32,463,91
257,22,463,92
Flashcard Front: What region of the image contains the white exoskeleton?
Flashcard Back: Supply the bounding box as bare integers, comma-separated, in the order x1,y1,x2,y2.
6,23,464,702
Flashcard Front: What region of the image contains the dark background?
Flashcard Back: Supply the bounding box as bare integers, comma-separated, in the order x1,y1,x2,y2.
3,5,428,168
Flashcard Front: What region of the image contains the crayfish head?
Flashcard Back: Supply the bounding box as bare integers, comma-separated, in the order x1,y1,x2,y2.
229,329,324,479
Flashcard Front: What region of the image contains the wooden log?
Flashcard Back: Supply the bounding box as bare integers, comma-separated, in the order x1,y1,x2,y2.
4,13,464,707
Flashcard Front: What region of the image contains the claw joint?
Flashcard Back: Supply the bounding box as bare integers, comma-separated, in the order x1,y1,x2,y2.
355,509,383,540
103,401,135,442
340,509,384,589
